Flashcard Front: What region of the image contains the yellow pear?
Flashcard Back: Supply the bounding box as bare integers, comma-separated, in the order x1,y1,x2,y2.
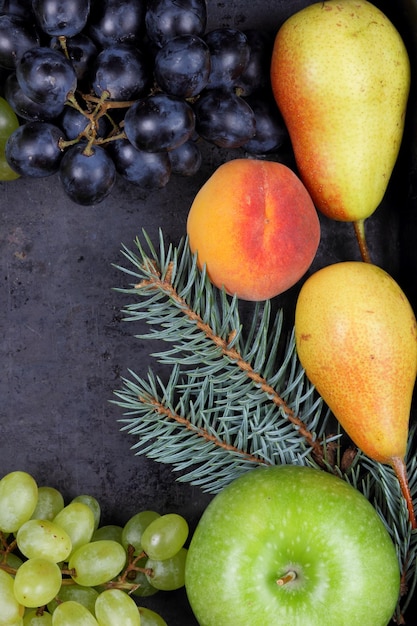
295,261,417,527
271,0,410,262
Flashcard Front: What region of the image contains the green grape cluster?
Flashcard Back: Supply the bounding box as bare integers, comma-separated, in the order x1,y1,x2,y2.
0,471,190,626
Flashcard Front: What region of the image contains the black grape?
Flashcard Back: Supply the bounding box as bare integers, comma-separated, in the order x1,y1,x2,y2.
16,47,77,110
124,93,195,152
145,0,207,47
194,89,256,149
153,34,210,98
92,44,149,101
204,28,250,90
235,29,274,96
59,142,116,205
32,0,91,37
5,72,66,121
50,34,98,83
87,0,145,48
0,0,35,19
5,121,64,177
0,14,40,70
109,138,171,189
242,90,289,155
169,139,202,176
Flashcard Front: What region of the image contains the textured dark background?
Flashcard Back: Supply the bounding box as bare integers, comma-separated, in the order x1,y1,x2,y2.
1,0,417,622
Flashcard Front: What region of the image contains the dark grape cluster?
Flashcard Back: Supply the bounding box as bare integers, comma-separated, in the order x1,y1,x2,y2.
0,0,288,205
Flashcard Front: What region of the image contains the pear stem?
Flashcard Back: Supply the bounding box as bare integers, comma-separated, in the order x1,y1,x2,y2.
390,456,417,529
276,570,297,586
353,219,372,263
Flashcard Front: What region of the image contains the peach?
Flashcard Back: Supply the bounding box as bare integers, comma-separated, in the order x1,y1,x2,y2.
186,158,320,301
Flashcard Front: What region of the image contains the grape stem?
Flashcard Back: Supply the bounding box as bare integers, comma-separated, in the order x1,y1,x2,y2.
62,91,133,156
82,92,138,111
65,93,88,116
0,534,16,553
61,567,77,577
95,131,128,145
59,136,82,150
102,545,154,592
0,561,16,575
58,35,69,60
0,535,18,576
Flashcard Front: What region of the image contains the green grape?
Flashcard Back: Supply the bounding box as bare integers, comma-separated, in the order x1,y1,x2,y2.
140,513,189,560
0,138,20,181
13,558,62,608
0,96,20,182
129,557,159,598
121,511,160,555
92,525,123,544
72,496,101,531
68,540,127,587
138,606,168,626
0,568,24,625
2,618,23,626
51,601,98,626
31,487,65,521
16,519,72,563
53,502,95,555
0,97,19,139
23,609,53,625
95,589,140,626
145,547,187,591
47,584,99,616
0,471,38,533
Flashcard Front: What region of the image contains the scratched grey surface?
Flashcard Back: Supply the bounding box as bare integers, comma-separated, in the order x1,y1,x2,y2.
1,1,417,622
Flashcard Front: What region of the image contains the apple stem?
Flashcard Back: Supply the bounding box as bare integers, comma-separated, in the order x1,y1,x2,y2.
276,570,297,586
391,456,417,530
353,219,372,263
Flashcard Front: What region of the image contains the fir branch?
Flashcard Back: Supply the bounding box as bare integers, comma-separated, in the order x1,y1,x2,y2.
114,360,327,493
113,230,335,492
115,368,266,492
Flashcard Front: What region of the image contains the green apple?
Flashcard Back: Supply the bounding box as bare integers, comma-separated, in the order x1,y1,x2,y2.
185,465,400,626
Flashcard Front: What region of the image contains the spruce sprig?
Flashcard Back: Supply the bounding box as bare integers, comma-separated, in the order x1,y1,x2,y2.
113,229,336,493
112,229,417,622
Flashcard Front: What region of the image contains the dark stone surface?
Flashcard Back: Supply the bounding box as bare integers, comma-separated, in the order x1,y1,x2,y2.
1,1,416,623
